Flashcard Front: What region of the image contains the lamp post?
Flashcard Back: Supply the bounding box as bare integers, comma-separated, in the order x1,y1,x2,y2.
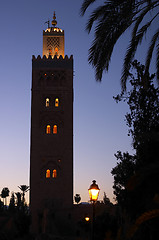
88,180,100,240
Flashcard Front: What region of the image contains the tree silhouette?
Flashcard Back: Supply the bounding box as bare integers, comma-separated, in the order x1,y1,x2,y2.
111,60,159,238
18,185,29,205
112,60,159,200
9,192,15,212
74,194,81,204
1,187,10,206
0,199,4,212
15,192,22,209
103,192,110,204
81,0,159,90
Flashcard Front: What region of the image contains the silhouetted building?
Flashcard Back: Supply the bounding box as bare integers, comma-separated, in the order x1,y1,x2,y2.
30,12,73,234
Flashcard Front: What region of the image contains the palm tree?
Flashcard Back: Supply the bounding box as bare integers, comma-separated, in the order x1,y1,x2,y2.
15,192,22,209
81,0,159,90
1,187,10,206
103,192,110,204
18,185,30,205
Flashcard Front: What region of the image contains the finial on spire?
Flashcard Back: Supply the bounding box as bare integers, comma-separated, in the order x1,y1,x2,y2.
52,11,57,27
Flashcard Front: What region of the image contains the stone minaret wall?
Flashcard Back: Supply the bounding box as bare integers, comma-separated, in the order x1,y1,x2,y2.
30,53,73,233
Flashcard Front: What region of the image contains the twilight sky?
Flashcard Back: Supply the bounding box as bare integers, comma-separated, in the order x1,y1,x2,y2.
1,0,154,204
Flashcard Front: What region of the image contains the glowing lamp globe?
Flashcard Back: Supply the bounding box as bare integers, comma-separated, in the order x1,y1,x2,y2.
88,180,100,202
85,216,90,222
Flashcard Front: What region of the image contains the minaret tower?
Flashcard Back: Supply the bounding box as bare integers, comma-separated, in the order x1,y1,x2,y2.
30,13,73,234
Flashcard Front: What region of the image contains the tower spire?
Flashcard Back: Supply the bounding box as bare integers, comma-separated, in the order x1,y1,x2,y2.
52,11,57,27
43,12,64,58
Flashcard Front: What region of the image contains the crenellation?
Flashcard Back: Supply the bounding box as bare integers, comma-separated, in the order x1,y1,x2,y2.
59,55,63,60
43,28,64,34
53,55,57,60
32,55,73,61
42,55,46,59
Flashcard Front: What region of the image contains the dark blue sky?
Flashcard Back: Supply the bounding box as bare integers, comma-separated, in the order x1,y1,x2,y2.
1,0,149,203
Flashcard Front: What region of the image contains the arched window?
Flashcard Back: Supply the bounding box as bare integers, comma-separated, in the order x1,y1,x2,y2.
53,169,57,178
46,125,51,134
49,48,52,56
46,98,49,107
54,47,58,56
46,169,50,178
55,98,59,107
44,73,47,80
53,125,57,134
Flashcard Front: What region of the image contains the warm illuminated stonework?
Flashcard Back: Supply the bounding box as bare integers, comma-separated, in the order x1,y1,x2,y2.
43,12,64,58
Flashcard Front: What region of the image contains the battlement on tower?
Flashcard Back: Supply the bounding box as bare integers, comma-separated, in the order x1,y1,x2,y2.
32,55,73,60
43,28,64,35
32,55,73,69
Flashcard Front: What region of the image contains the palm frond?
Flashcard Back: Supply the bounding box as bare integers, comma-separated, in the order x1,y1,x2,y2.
87,1,136,80
88,12,134,81
90,39,115,81
145,29,159,74
156,41,159,81
85,1,133,32
81,0,159,89
132,3,153,39
121,22,152,90
80,0,97,16
85,5,107,33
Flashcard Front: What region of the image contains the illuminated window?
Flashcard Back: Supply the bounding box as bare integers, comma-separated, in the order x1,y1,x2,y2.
53,125,57,134
46,125,51,134
46,169,50,178
46,98,49,107
49,48,52,56
54,47,58,55
44,73,47,80
53,169,57,178
55,98,59,107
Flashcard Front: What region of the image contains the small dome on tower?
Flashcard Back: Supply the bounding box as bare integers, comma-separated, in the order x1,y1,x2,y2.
52,12,57,27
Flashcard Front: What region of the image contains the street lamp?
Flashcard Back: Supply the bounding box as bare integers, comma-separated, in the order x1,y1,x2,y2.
88,180,100,240
88,180,100,202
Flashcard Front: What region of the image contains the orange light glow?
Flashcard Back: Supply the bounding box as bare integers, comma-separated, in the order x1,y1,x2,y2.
85,217,90,222
46,98,49,107
53,125,57,134
55,98,59,107
88,180,100,202
55,47,58,55
46,169,50,178
45,28,63,33
53,28,63,32
49,48,52,56
46,125,51,134
53,169,57,178
89,189,99,201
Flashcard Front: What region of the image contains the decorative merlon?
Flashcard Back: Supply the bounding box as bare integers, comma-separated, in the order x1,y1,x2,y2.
32,55,73,60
